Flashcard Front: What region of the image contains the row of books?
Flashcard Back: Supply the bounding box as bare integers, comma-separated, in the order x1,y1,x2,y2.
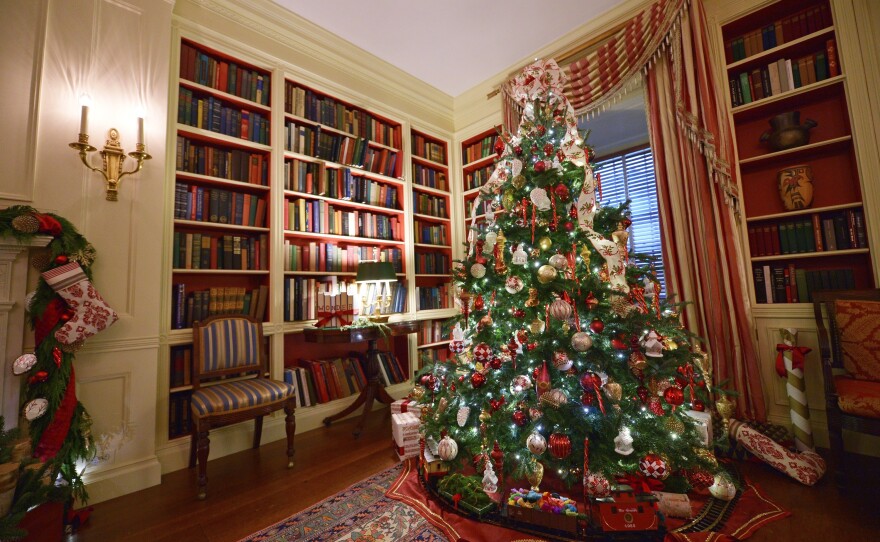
284,199,403,241
753,264,855,304
412,163,448,191
175,136,268,185
463,134,497,164
285,351,407,407
465,163,495,191
171,284,269,329
282,240,402,273
412,134,446,163
725,4,832,63
414,252,450,275
284,122,399,178
178,88,270,145
417,348,449,368
283,277,406,321
419,320,449,346
748,209,867,257
174,183,267,228
169,346,193,388
416,285,451,311
413,192,449,219
284,160,400,209
729,42,838,107
413,220,449,246
168,392,192,439
172,232,268,271
180,42,270,106
284,84,401,148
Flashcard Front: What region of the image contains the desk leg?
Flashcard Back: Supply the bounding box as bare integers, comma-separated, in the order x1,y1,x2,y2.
322,339,394,438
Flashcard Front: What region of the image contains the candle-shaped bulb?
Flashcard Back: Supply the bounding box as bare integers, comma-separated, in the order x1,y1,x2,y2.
137,117,145,146
78,94,91,136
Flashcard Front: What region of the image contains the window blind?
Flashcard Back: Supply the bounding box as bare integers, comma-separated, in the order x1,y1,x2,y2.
594,148,666,294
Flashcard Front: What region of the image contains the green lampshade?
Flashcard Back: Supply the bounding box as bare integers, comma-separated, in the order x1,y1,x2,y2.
355,261,396,283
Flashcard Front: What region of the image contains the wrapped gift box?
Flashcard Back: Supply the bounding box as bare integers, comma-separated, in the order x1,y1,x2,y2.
391,398,422,416
392,412,420,448
394,439,419,460
684,409,713,447
651,491,692,518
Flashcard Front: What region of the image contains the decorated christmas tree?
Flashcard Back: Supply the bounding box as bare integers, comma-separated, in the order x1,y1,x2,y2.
416,60,725,501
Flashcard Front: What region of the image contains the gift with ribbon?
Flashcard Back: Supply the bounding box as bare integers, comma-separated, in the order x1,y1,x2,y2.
775,328,814,451
314,308,355,328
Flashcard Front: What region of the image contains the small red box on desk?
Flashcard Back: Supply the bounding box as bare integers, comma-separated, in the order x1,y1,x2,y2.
591,485,661,533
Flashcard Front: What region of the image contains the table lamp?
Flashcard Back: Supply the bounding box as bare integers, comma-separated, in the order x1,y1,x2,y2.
355,261,397,322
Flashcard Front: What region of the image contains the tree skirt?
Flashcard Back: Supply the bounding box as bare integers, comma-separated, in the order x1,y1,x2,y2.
239,460,788,542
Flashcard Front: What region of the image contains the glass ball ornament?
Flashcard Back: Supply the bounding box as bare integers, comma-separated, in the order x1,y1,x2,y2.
509,374,532,394
639,453,670,480
663,386,685,407
528,407,543,421
438,435,459,461
571,331,593,352
537,264,557,284
534,160,546,173
471,372,486,388
553,350,573,371
527,431,547,456
548,253,568,270
584,471,611,497
538,236,552,251
709,474,737,501
470,263,486,278
512,409,528,427
549,298,572,320
548,433,572,459
589,318,605,333
512,174,526,189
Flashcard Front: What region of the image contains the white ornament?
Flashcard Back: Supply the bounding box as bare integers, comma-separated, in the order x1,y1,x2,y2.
24,291,37,313
438,435,459,461
24,398,48,421
510,159,523,176
614,426,634,456
12,354,38,375
709,474,737,501
482,460,498,493
527,431,547,456
505,276,524,294
641,330,664,358
484,232,498,254
452,322,465,342
470,263,486,278
512,246,528,266
549,253,568,270
529,188,551,211
457,406,470,427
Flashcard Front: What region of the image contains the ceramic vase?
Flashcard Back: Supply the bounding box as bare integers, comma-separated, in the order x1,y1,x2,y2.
760,111,818,151
777,164,814,210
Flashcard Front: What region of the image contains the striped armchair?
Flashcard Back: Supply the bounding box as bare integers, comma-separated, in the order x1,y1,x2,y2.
189,315,296,499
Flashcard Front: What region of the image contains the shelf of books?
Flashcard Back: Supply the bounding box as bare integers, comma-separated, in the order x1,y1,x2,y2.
720,0,874,307
411,129,453,312
460,127,500,247
416,318,452,372
169,38,275,439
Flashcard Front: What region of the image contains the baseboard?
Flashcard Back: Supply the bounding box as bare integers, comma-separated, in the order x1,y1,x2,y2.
157,384,409,474
79,456,163,505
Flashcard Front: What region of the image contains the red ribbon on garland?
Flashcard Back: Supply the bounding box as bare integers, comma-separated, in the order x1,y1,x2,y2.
315,309,355,328
35,298,67,345
616,473,663,494
34,366,77,461
775,344,811,377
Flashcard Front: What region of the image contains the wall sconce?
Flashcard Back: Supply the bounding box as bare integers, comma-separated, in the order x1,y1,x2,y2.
69,101,151,201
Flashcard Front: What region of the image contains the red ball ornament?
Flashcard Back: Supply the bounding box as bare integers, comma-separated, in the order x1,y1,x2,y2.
579,372,595,391
489,356,502,370
589,318,604,333
663,386,685,407
473,342,492,362
458,375,465,383
533,160,546,173
449,384,456,393
639,453,670,479
28,370,49,385
449,340,466,354
516,329,529,344
527,342,538,351
514,145,523,156
611,338,628,350
536,124,546,135
563,221,575,232
474,295,485,311
531,145,539,154
553,184,570,201
512,409,528,426
543,143,554,156
637,386,650,404
494,137,505,155
548,433,571,459
54,255,69,265
513,308,525,318
581,392,595,406
471,372,486,388
692,398,706,412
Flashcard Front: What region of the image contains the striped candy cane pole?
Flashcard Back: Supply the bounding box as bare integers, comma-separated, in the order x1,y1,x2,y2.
776,328,814,452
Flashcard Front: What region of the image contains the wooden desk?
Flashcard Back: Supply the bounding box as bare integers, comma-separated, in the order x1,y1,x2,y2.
303,320,418,437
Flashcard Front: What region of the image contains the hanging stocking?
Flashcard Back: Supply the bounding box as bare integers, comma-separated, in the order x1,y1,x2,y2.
41,262,118,348
34,366,78,461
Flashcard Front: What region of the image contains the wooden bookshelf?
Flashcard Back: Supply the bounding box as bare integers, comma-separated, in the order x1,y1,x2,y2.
720,0,874,308
459,127,500,247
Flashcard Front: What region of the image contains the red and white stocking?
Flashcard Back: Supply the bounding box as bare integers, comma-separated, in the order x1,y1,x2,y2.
41,262,118,347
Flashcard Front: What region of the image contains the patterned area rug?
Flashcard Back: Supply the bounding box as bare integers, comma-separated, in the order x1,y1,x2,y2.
239,463,447,541
240,460,788,542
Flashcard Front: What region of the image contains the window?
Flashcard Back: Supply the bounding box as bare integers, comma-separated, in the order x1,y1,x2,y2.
594,147,665,293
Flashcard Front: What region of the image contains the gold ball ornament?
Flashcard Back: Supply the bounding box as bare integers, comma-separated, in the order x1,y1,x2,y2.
512,175,527,189
410,385,426,401
480,314,494,327
664,415,685,434
664,338,679,350
537,264,557,284
538,237,552,251
603,381,623,403
539,388,568,409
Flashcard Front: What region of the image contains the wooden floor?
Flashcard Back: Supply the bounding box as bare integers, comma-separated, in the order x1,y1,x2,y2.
68,413,880,542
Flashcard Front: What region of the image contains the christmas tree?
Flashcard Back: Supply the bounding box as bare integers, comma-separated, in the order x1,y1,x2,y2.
416,60,723,500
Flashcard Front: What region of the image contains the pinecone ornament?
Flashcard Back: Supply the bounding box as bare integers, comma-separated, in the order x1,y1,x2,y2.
11,213,40,233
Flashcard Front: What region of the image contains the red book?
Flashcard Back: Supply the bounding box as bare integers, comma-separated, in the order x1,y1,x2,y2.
770,224,781,255
826,39,839,77
242,195,252,227
240,110,250,140
811,214,824,251
788,263,799,303
783,266,792,303
210,237,218,269
255,199,267,228
217,61,228,93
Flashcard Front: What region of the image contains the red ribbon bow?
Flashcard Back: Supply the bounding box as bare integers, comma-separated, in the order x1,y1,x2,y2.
616,473,663,494
775,344,811,377
315,309,355,328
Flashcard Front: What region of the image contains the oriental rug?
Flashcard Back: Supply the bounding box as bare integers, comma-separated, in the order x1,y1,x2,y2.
239,460,787,542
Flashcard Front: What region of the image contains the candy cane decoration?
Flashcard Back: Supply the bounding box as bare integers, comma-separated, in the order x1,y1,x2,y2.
776,328,814,452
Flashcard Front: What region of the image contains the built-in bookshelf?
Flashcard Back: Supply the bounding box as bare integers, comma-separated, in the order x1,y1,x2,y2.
416,318,452,371
411,129,453,311
459,127,500,244
720,0,874,307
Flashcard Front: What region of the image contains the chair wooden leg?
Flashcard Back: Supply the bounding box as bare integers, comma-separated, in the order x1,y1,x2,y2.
284,401,296,468
253,416,263,449
188,423,197,468
196,427,210,500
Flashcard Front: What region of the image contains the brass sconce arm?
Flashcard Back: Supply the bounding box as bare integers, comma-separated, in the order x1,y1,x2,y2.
69,128,151,201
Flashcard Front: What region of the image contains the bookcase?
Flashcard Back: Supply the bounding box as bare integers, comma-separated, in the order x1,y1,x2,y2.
706,0,879,446
416,318,453,371
719,0,873,305
459,127,500,242
411,129,453,311
164,33,455,444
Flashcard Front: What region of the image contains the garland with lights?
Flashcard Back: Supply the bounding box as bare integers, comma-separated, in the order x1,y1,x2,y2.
414,60,735,505
0,205,118,503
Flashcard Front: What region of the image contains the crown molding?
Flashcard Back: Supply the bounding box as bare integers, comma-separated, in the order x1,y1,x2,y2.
174,0,453,132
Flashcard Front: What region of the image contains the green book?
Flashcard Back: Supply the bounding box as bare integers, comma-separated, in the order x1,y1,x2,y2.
791,60,802,88
795,269,809,302
815,51,828,81
779,222,792,253
191,233,201,269
803,219,816,252
739,72,753,103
